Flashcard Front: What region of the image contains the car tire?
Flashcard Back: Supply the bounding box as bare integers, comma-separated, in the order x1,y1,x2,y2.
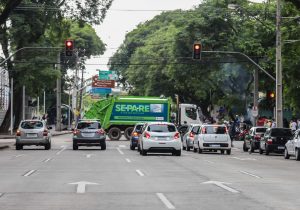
175,150,181,156
73,143,78,150
182,143,186,150
45,143,51,150
243,142,248,152
265,145,270,155
108,127,122,141
295,148,300,161
16,144,23,150
284,147,290,159
124,127,134,141
141,149,147,156
249,142,254,153
198,144,203,154
100,142,106,150
226,149,231,155
137,144,141,152
221,150,225,154
186,141,190,151
130,144,135,150
259,146,263,154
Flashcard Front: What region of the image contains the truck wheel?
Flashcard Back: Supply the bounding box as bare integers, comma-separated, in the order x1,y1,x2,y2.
108,127,121,141
124,127,134,140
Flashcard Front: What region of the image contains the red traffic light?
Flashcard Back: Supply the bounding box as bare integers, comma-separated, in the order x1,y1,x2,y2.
66,41,73,47
270,92,275,98
194,44,201,50
193,43,202,60
267,91,275,100
65,40,74,56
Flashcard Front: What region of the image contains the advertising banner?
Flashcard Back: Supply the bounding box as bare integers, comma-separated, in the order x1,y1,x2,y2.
110,103,168,122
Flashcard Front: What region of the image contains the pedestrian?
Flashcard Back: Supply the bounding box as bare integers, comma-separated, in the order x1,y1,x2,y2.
297,119,300,130
290,119,297,133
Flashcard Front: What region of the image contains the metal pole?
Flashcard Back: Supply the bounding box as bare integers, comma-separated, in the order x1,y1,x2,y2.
68,90,71,130
276,0,283,127
22,85,25,120
56,53,61,131
37,96,40,119
78,62,84,116
253,69,259,126
10,78,13,135
43,90,46,115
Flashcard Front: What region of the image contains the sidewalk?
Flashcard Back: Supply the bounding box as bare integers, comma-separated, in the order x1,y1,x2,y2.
0,130,72,149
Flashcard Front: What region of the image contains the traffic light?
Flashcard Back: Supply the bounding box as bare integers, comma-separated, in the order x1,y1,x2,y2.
193,43,202,60
267,91,275,101
65,40,74,56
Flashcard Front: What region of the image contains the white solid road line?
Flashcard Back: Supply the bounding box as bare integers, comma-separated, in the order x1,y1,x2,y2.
136,169,145,177
86,154,94,158
240,171,261,179
23,170,36,177
117,148,124,155
69,181,99,194
125,158,131,163
119,145,126,148
204,160,214,164
43,158,52,162
231,157,257,161
56,146,66,155
0,193,4,198
156,193,176,209
15,154,25,158
203,181,239,194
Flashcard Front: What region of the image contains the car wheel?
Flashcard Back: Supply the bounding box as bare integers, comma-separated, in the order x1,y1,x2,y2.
198,144,203,154
226,149,231,155
249,142,254,154
16,144,23,150
137,144,141,152
265,145,270,155
45,142,51,150
284,147,290,159
73,143,78,150
124,127,134,141
108,127,122,141
295,148,300,161
175,150,181,156
259,146,263,154
100,142,106,150
182,142,186,150
243,141,248,152
141,149,147,156
193,144,197,153
220,150,225,154
130,144,135,150
186,141,190,151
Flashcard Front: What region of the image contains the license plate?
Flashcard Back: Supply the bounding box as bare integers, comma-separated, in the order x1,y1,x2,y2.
278,146,284,150
82,133,94,137
210,144,220,147
27,133,37,138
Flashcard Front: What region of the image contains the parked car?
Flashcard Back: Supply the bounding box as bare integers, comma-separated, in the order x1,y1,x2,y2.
139,122,182,156
243,127,267,153
193,124,231,155
72,120,106,150
130,123,144,150
284,129,300,160
259,128,293,155
15,120,51,150
182,124,201,151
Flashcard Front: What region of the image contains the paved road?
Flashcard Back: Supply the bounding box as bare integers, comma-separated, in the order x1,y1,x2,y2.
0,135,299,210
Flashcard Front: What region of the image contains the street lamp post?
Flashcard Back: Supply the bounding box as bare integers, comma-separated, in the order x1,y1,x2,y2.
276,0,283,127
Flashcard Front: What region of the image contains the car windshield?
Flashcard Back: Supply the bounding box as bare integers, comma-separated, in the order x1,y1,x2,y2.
203,126,227,134
270,129,293,137
147,124,176,132
77,122,101,129
256,128,267,133
21,121,43,129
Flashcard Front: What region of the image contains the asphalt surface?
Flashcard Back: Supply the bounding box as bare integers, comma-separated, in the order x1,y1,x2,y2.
0,135,300,210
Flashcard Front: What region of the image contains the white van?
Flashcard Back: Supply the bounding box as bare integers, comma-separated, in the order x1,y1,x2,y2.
193,124,231,155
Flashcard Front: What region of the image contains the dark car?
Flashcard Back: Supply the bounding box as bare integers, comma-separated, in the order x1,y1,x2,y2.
259,128,293,155
72,120,106,150
130,123,144,150
243,127,267,153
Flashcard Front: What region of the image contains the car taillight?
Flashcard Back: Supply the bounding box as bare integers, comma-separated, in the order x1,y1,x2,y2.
133,132,138,137
16,130,21,136
144,132,151,139
267,139,273,144
73,129,80,135
96,129,105,134
43,129,48,136
254,135,261,140
174,132,180,139
189,132,194,138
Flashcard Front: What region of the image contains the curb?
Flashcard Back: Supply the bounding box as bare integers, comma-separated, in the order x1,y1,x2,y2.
0,145,9,150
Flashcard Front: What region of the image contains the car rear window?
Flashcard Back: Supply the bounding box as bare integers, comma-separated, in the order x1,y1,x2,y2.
270,129,292,137
21,121,43,129
147,124,176,132
134,124,144,131
256,128,267,133
77,122,101,129
202,126,227,134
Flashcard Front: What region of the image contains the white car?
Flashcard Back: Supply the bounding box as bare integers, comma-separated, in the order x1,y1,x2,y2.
182,124,201,151
139,122,182,156
284,129,300,160
193,124,231,155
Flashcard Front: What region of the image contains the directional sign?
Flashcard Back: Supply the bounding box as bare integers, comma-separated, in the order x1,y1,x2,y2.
202,181,239,193
92,75,115,88
98,70,118,80
90,88,112,94
69,181,99,194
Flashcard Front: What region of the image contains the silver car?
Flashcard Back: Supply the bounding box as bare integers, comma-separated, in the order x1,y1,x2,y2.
73,120,106,150
284,129,300,160
182,124,201,151
16,120,51,150
139,122,182,156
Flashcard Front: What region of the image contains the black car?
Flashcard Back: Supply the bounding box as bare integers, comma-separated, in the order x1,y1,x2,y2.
130,123,144,150
259,128,293,155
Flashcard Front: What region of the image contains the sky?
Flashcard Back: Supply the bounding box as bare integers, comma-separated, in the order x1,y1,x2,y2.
84,0,201,78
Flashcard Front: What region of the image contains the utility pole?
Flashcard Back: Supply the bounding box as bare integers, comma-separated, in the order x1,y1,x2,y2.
56,53,61,131
22,85,25,120
253,69,259,126
43,90,46,115
37,96,40,119
78,62,84,116
276,0,283,127
10,78,13,135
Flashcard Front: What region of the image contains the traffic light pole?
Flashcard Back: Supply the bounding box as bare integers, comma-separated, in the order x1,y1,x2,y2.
56,53,62,131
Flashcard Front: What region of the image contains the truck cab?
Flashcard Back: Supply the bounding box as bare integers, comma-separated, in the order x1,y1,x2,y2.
177,104,202,135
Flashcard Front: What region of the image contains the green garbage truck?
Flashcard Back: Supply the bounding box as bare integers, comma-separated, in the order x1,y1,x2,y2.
84,96,172,140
